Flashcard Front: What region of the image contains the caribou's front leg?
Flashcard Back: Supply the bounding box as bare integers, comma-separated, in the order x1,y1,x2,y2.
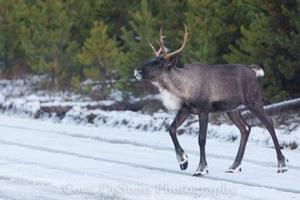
169,105,191,170
194,112,209,176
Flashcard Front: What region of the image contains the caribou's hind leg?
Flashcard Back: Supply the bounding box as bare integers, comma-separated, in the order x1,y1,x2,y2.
247,103,288,173
169,105,191,170
194,112,209,176
226,111,251,173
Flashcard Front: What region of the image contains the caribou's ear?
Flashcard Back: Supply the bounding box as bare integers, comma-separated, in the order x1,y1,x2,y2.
168,54,180,67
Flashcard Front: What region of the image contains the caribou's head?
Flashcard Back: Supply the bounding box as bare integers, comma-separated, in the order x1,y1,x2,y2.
134,26,188,81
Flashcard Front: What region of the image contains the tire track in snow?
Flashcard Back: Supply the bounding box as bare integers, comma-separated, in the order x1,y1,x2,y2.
0,123,299,171
0,139,300,195
0,176,130,200
0,156,167,194
0,193,21,200
1,157,255,200
0,157,150,186
0,164,131,200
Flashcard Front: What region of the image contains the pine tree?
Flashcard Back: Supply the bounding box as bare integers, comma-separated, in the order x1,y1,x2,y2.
60,0,97,46
119,0,158,79
185,0,238,64
183,0,265,64
77,21,120,81
149,0,188,48
92,0,140,41
19,0,78,88
225,1,300,101
0,0,26,71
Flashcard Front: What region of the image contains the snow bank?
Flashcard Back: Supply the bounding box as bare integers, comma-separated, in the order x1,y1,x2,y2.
0,77,299,150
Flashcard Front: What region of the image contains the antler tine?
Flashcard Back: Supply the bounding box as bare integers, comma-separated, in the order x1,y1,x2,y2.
149,27,167,57
159,27,167,56
149,42,161,56
149,42,156,52
149,26,176,57
165,24,189,59
159,27,166,42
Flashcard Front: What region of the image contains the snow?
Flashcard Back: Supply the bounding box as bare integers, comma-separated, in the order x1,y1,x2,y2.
0,114,300,199
0,77,300,199
0,77,300,150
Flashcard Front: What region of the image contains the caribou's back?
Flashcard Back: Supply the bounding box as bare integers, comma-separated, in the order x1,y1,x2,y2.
176,63,260,112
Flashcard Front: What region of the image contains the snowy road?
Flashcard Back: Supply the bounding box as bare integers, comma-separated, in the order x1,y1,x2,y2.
0,115,299,200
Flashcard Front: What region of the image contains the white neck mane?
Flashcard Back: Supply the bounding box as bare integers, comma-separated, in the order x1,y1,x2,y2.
152,82,182,110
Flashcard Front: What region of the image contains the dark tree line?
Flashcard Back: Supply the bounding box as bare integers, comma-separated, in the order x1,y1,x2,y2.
0,0,299,101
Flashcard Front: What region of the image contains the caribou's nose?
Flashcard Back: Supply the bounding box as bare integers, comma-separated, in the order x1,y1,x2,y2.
134,69,142,80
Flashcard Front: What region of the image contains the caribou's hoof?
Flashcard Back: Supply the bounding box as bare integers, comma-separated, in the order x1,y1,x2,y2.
177,153,188,170
226,162,242,174
193,168,209,176
180,161,188,170
277,157,288,173
226,166,242,173
277,167,288,173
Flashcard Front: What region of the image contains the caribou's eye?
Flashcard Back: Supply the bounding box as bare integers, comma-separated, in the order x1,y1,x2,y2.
159,57,165,63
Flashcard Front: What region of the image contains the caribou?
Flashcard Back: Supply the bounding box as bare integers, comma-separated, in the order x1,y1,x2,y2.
134,26,288,176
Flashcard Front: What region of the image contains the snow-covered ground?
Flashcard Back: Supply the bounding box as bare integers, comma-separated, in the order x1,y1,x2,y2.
1,78,299,151
0,114,300,200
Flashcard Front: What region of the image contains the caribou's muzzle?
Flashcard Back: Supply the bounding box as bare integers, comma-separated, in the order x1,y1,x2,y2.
134,69,142,80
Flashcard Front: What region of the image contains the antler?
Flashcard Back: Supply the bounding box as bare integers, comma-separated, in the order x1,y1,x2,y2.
149,42,161,56
148,27,166,56
149,25,188,59
159,27,167,56
164,25,188,59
